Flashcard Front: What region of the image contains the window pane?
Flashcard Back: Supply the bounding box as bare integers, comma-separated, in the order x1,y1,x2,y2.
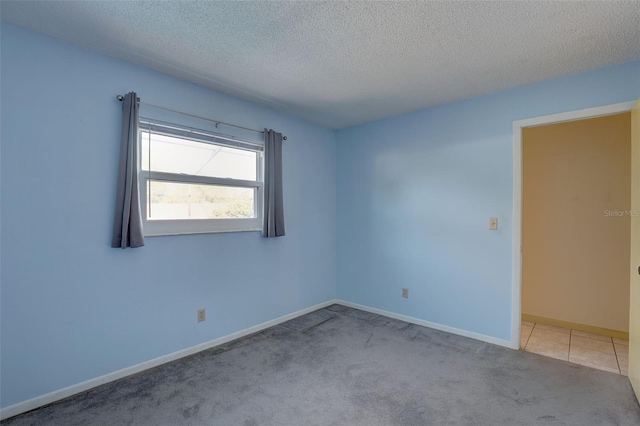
141,132,257,181
147,181,255,220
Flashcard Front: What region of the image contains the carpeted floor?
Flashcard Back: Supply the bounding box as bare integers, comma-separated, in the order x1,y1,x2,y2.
3,304,640,425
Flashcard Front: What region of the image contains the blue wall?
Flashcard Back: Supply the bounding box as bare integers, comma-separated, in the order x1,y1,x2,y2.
0,23,336,408
336,60,640,341
3,19,640,412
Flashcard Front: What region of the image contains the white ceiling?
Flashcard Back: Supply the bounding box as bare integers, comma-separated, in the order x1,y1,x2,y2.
2,1,639,129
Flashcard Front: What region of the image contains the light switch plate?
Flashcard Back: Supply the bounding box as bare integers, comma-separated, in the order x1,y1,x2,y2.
489,217,498,230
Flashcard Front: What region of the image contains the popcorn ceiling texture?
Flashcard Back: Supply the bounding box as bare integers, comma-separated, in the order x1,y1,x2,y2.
1,1,639,129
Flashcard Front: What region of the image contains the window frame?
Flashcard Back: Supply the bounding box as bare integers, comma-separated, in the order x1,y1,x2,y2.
138,119,264,236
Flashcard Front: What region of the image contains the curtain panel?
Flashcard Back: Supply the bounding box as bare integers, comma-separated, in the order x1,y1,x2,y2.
111,92,145,248
262,129,285,237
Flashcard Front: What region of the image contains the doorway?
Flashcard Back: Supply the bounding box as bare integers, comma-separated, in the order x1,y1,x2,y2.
511,102,636,374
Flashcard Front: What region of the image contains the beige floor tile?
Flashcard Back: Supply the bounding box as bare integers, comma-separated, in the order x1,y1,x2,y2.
525,339,569,361
618,356,628,376
570,330,611,342
520,325,533,349
570,359,620,374
614,343,629,357
521,320,535,327
613,337,629,345
534,323,570,334
519,323,626,376
570,335,615,355
529,328,570,345
569,345,619,372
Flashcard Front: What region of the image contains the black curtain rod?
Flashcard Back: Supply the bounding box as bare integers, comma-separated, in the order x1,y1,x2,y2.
117,95,287,140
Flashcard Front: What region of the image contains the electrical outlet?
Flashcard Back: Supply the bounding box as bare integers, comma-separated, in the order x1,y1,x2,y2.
197,308,206,322
402,288,409,298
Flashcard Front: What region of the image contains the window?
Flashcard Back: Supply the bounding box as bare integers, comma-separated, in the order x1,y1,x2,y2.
139,120,263,235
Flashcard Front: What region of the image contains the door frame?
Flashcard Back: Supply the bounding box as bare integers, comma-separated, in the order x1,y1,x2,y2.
510,101,636,349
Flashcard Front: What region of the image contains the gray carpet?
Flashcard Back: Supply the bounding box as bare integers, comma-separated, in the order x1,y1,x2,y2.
3,304,640,425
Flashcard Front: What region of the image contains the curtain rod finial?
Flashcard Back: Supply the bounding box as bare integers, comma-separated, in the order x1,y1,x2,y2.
117,95,125,101
283,136,287,140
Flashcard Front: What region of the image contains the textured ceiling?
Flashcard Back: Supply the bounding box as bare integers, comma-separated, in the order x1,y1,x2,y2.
2,1,639,129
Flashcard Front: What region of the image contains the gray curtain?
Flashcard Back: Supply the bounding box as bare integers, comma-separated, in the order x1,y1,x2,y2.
263,129,285,237
111,92,145,248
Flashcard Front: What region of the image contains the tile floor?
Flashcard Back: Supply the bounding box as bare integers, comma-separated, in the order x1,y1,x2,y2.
520,321,629,375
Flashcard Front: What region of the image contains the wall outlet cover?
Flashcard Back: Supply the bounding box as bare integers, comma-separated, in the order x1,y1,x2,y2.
197,308,206,322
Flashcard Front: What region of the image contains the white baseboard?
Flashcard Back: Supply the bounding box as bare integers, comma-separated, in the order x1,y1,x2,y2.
1,298,512,420
0,299,338,421
336,299,513,349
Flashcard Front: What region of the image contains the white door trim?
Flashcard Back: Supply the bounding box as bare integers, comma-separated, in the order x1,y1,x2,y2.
511,101,635,349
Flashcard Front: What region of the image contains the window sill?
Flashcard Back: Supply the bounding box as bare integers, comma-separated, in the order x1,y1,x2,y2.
144,228,262,237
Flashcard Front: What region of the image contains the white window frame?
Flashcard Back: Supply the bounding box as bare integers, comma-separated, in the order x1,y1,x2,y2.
138,119,264,236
